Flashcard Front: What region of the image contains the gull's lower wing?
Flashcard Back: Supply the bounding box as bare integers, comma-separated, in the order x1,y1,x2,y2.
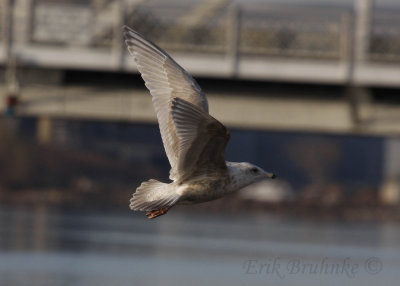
171,97,230,183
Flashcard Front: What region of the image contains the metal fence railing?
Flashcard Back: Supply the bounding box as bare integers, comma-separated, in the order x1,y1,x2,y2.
1,0,400,84
370,10,400,62
239,8,343,59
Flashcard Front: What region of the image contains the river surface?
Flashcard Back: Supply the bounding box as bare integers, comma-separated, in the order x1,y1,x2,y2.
0,205,399,286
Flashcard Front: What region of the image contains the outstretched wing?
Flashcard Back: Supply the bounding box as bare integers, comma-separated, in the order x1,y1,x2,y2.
171,97,230,182
123,26,209,180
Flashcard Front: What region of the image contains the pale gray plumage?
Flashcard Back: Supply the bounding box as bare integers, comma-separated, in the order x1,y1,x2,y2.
123,26,276,219
123,26,209,182
171,97,229,182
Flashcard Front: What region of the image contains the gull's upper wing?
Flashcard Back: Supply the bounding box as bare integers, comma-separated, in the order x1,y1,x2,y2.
123,26,209,180
171,97,230,182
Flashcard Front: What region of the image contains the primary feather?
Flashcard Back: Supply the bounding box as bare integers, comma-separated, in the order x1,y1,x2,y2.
123,26,210,181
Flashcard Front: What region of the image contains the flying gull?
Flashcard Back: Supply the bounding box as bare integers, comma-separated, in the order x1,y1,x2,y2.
123,26,276,219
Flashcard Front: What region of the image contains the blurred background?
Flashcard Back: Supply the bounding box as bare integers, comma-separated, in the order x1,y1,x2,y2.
0,0,400,285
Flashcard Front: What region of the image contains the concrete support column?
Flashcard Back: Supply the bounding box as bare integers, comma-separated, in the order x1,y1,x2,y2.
347,0,374,128
112,0,125,70
226,4,241,77
354,0,373,63
13,0,34,44
346,86,372,126
36,116,52,144
381,138,400,205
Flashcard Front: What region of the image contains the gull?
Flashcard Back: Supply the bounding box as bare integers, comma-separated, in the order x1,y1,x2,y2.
123,26,276,219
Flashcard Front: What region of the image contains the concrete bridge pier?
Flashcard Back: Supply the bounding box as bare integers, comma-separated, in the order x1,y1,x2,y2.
381,138,400,205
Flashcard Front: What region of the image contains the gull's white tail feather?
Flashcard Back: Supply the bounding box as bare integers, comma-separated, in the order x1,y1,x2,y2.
130,179,179,211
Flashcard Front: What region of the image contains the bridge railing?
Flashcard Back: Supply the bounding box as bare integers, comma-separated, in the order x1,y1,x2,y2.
370,10,400,62
1,0,400,86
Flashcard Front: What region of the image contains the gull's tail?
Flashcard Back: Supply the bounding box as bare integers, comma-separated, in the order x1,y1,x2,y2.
130,179,180,211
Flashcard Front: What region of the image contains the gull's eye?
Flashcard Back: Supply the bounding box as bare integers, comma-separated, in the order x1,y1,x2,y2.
250,167,258,174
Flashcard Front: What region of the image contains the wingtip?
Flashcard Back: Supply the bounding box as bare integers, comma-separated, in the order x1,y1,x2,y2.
122,26,147,44
122,25,132,38
122,25,131,31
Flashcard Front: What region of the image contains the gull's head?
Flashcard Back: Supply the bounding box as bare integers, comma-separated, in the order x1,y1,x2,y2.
227,162,276,190
244,162,276,181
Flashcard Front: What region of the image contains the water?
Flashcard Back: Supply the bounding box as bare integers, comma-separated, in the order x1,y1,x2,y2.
1,205,399,286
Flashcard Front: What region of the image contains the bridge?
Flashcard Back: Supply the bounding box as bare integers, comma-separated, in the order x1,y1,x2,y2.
1,0,399,86
0,0,400,135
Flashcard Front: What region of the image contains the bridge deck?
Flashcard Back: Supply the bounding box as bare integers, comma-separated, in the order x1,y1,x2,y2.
2,84,400,136
0,0,399,87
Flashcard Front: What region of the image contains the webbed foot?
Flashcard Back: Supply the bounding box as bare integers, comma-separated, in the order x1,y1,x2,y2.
146,207,170,219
